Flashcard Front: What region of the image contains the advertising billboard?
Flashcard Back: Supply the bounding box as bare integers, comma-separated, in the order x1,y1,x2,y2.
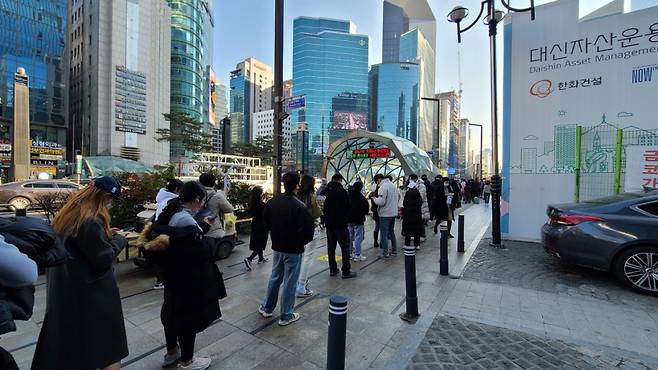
503,0,658,240
208,66,217,125
333,111,367,130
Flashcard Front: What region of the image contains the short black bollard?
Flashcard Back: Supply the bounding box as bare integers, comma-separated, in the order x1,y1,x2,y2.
327,295,348,370
15,208,26,217
439,224,449,276
400,246,419,322
457,214,465,253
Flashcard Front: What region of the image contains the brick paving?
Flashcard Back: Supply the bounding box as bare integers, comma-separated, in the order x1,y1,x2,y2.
408,315,654,370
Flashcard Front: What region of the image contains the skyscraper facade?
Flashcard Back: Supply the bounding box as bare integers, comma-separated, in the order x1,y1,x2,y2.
211,80,227,154
381,0,436,151
436,91,461,173
292,17,369,174
229,57,273,144
0,0,68,179
68,0,171,167
368,63,419,142
168,0,214,158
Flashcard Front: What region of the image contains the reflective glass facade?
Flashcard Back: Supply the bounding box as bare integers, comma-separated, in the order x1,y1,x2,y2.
0,0,67,139
168,0,213,157
229,71,249,143
292,17,369,175
369,63,419,144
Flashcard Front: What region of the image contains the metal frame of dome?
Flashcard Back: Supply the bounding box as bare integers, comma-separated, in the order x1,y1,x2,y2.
321,130,439,184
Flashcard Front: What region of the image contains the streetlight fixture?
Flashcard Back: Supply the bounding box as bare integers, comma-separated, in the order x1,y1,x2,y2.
447,0,536,248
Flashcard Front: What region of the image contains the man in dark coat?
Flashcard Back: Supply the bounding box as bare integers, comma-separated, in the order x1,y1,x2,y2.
321,173,357,278
259,172,315,326
432,175,449,234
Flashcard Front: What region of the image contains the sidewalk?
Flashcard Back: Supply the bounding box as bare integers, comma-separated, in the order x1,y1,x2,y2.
1,204,491,369
403,236,658,370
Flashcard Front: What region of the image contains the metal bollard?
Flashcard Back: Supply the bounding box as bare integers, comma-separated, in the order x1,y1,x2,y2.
439,224,449,276
457,214,465,253
400,246,419,323
327,295,348,370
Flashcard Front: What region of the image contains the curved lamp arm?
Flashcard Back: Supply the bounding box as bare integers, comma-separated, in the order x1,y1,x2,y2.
460,0,488,35
500,0,536,20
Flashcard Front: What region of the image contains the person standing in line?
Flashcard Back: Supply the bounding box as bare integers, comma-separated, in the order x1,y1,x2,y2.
447,179,461,238
372,174,399,258
431,175,449,234
295,175,322,298
401,175,424,251
1,234,38,370
154,181,221,370
347,181,369,261
321,173,357,278
199,172,235,242
259,173,315,326
32,177,128,370
369,174,384,248
244,186,268,271
412,174,430,240
483,180,492,205
152,178,184,290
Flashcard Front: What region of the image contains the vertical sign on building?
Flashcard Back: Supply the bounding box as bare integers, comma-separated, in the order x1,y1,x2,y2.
208,67,217,125
12,68,30,181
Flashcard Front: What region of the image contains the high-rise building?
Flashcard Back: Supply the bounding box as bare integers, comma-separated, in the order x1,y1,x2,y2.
369,63,419,142
211,80,228,154
292,17,369,174
435,91,461,172
168,0,214,159
0,0,68,180
252,109,293,161
229,57,273,144
459,118,470,176
68,0,171,167
381,0,435,151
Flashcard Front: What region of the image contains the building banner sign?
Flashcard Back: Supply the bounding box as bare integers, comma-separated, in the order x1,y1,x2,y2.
115,66,147,135
503,0,658,240
625,146,658,191
208,66,217,125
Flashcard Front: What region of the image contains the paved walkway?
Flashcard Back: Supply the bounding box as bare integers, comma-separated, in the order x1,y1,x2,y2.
404,237,658,370
1,204,492,369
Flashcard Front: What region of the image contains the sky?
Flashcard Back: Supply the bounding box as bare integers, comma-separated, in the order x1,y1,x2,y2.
212,0,658,149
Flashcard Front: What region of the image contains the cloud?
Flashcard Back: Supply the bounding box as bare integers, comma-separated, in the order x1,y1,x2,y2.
523,135,539,141
617,112,633,118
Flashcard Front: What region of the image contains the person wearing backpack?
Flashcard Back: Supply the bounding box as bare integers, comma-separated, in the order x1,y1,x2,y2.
198,173,235,245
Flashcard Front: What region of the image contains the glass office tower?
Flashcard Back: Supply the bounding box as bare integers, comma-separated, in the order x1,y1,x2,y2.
229,70,249,143
168,0,214,158
369,63,420,143
292,17,369,175
0,0,68,180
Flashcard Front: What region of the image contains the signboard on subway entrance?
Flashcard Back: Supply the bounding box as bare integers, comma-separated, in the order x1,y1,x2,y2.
350,148,391,159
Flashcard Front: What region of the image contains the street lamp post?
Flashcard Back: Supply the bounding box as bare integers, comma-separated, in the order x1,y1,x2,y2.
273,0,284,194
468,123,483,181
421,97,441,168
447,0,535,248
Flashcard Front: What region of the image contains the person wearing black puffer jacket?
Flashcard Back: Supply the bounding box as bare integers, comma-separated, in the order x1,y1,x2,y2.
347,181,369,262
321,173,357,279
401,175,424,250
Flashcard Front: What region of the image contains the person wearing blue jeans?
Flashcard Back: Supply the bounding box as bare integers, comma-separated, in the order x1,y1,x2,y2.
261,252,302,323
347,181,369,261
258,172,315,326
371,175,399,258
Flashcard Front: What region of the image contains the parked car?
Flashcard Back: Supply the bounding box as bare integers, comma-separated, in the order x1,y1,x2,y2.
542,190,658,296
0,180,81,210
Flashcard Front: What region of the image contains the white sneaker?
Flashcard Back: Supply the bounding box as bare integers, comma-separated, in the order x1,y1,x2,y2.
258,305,273,318
178,357,211,370
278,313,301,326
295,281,314,298
357,255,367,261
162,347,180,367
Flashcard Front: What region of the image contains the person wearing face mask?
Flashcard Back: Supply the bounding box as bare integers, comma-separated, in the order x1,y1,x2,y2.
32,177,128,370
320,173,357,279
152,181,222,370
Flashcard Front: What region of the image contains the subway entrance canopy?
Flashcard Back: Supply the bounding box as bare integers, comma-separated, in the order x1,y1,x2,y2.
321,130,440,185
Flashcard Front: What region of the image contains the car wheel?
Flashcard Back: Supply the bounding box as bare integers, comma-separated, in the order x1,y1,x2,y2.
613,246,658,297
215,240,234,260
9,196,31,211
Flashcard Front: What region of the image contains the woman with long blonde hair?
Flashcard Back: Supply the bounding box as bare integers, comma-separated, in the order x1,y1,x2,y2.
32,176,128,370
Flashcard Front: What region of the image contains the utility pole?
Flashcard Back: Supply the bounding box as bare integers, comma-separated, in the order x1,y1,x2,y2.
273,0,284,194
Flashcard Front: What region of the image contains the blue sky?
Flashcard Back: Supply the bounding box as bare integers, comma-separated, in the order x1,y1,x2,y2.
212,0,658,147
